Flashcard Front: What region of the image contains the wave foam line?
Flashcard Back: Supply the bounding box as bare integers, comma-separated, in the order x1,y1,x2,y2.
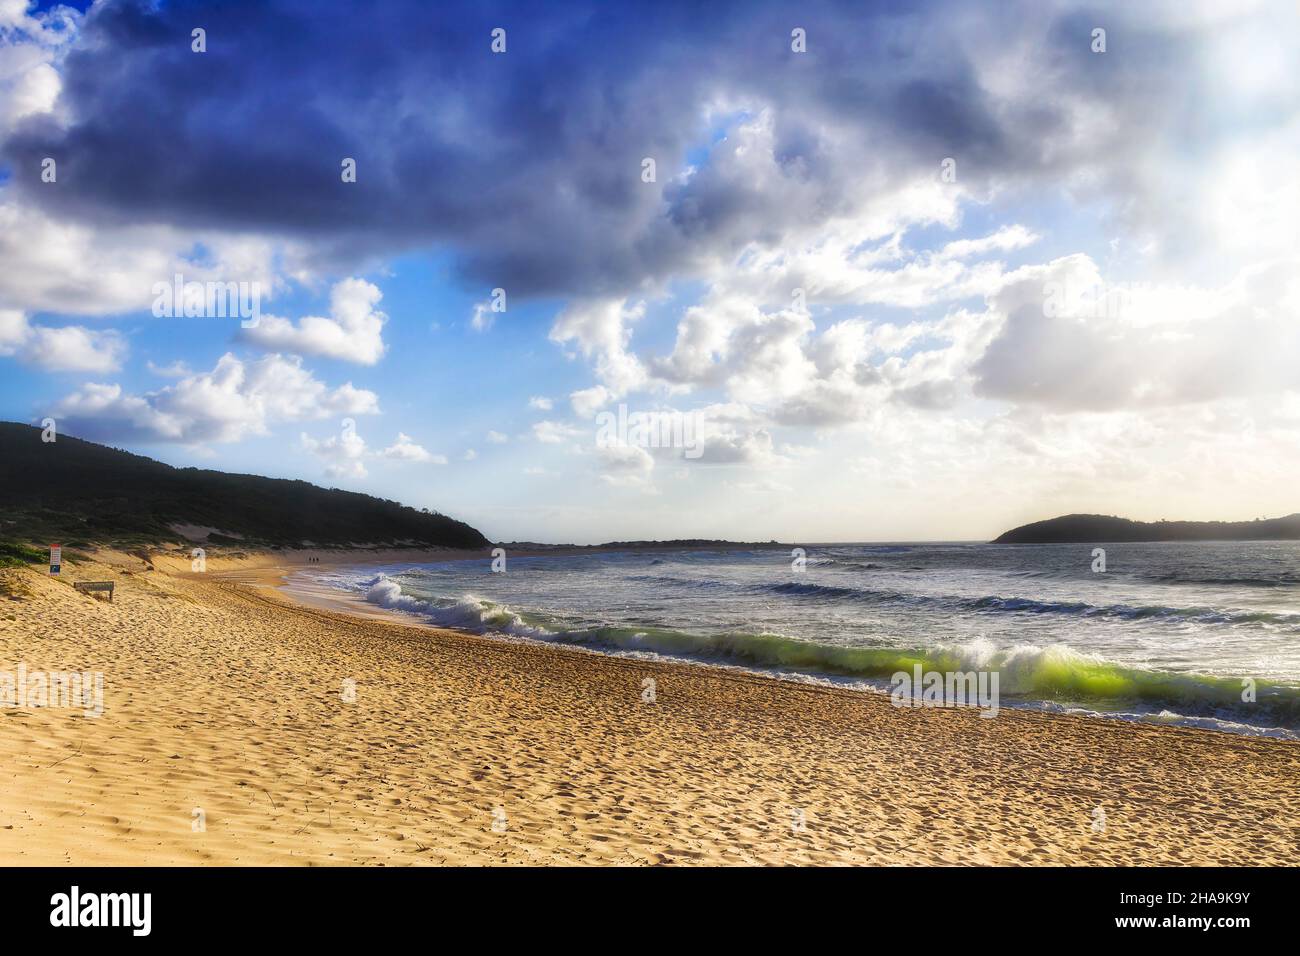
363,576,1300,726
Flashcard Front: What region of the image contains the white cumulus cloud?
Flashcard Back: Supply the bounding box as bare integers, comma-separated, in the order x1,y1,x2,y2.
52,352,379,445
242,278,387,364
0,309,126,372
381,432,443,463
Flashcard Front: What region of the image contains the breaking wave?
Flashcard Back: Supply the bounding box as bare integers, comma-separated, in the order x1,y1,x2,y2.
362,575,1300,732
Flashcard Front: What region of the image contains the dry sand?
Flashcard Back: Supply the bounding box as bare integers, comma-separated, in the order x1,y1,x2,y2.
1,549,1297,865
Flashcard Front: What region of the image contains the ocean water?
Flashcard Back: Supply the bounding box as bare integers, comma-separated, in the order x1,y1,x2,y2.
292,542,1300,738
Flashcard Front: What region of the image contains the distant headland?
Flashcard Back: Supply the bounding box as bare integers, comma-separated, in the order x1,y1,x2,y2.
993,513,1300,544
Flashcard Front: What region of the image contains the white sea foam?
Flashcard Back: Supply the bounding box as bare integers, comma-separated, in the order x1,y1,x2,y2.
284,542,1300,738
365,574,554,639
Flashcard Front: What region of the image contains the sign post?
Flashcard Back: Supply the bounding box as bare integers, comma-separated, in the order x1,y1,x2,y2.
50,543,61,575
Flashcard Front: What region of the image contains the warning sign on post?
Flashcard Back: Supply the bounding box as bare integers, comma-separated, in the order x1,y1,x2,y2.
50,544,61,575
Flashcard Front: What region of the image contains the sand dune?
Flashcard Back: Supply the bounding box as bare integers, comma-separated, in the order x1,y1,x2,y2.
1,551,1296,865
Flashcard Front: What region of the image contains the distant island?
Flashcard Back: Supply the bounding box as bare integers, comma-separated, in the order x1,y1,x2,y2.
0,421,488,550
994,513,1300,544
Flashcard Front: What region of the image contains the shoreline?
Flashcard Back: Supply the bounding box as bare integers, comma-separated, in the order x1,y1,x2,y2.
260,550,1300,742
1,548,1297,865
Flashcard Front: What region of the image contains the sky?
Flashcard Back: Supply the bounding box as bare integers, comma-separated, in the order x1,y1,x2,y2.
0,0,1297,544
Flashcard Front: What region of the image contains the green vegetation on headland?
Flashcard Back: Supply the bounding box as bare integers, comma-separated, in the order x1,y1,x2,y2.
0,421,489,551
0,540,46,568
993,513,1300,544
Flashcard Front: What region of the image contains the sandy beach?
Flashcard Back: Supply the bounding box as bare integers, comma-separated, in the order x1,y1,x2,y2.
1,549,1297,866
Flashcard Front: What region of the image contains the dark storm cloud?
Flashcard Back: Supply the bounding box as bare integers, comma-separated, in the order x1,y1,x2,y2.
3,0,1148,298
